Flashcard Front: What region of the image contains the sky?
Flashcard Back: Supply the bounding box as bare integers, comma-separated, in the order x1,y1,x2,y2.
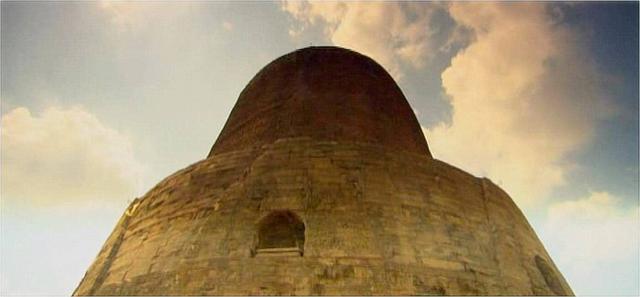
0,1,638,296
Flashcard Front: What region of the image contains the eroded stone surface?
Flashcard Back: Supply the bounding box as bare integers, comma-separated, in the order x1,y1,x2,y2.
74,138,572,295
74,47,572,296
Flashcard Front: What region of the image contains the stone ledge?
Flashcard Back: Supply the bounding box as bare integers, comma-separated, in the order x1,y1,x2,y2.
255,247,303,257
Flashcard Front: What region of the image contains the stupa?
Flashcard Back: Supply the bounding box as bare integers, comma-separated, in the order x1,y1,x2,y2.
74,47,573,295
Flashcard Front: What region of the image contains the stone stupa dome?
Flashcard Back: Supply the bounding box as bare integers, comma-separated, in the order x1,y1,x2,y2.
209,46,431,157
74,47,573,296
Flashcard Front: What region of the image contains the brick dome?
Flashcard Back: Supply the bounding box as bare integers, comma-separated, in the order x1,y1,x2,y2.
209,46,431,157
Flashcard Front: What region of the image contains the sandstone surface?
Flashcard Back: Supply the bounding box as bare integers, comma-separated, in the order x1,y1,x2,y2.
74,47,573,296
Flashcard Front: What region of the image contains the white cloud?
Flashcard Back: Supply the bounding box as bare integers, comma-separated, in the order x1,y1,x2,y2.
425,3,612,207
1,106,144,208
546,192,638,262
540,192,639,295
281,1,451,80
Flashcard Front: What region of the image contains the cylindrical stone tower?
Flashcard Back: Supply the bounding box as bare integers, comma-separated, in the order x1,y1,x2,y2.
74,47,573,295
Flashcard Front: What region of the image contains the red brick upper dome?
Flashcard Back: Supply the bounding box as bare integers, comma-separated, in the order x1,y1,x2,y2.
208,46,431,157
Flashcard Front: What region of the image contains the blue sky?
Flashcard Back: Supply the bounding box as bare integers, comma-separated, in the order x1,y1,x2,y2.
1,2,638,295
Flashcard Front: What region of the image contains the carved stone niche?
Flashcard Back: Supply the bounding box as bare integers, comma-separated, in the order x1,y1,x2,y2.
535,255,567,295
252,210,305,257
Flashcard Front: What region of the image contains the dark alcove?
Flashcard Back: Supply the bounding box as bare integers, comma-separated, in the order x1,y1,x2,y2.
535,255,566,295
254,211,305,256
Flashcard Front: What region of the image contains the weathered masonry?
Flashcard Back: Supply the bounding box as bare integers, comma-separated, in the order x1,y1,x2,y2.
74,47,573,295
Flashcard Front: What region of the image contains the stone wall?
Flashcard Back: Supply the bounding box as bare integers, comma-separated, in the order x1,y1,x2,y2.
74,137,572,295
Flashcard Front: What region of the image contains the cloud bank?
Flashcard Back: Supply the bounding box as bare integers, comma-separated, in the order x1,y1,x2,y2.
425,3,611,206
282,2,612,207
1,106,144,208
541,191,639,294
281,1,456,80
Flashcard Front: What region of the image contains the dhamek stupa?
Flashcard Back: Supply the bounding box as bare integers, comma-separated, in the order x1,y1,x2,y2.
74,47,573,296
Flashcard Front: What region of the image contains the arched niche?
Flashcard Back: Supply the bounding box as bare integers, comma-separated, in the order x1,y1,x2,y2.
535,255,567,295
253,210,305,257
